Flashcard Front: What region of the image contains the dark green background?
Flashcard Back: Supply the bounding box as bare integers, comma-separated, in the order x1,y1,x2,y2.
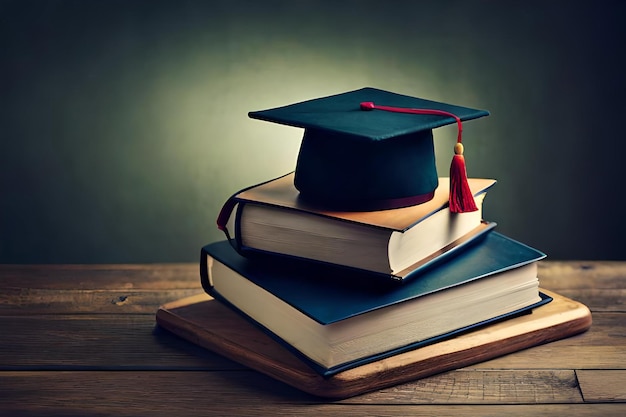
2,0,624,263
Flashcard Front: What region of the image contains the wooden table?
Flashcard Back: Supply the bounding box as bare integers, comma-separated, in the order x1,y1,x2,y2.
0,261,624,416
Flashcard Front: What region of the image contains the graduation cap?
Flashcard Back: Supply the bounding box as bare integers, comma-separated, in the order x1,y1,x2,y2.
248,87,489,212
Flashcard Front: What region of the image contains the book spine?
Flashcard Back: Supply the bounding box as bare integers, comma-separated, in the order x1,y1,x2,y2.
215,196,248,257
199,246,213,295
216,174,297,252
233,202,245,252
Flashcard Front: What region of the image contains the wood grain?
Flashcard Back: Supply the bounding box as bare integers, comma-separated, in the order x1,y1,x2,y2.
0,369,585,405
0,263,200,289
0,261,623,416
1,371,625,416
0,287,205,315
0,315,242,370
538,262,626,312
0,312,619,370
577,370,626,402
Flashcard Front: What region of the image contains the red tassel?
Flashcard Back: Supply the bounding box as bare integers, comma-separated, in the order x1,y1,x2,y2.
360,102,478,212
449,143,477,213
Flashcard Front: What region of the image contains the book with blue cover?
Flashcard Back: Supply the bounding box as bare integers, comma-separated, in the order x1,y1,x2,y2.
200,232,550,376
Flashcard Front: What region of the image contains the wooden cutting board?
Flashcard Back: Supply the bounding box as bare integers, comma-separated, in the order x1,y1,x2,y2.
155,288,591,399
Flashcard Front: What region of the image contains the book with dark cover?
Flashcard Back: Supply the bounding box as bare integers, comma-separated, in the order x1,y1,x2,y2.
200,232,550,376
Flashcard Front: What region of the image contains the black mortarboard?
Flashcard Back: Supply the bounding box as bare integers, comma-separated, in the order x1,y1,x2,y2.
249,87,489,211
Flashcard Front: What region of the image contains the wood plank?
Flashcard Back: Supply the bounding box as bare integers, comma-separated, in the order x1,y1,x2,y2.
470,345,625,370
0,287,204,315
537,261,625,312
0,312,619,370
577,370,626,402
0,370,586,405
0,315,244,370
468,312,626,369
341,369,584,404
0,263,200,290
540,289,625,312
1,372,625,416
538,261,626,290
156,289,592,398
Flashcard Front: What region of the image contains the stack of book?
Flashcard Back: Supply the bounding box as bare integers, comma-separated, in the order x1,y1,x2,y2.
201,172,549,376
156,88,593,397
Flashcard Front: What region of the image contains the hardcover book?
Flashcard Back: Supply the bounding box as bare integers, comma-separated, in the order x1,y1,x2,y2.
200,232,549,376
217,173,497,281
